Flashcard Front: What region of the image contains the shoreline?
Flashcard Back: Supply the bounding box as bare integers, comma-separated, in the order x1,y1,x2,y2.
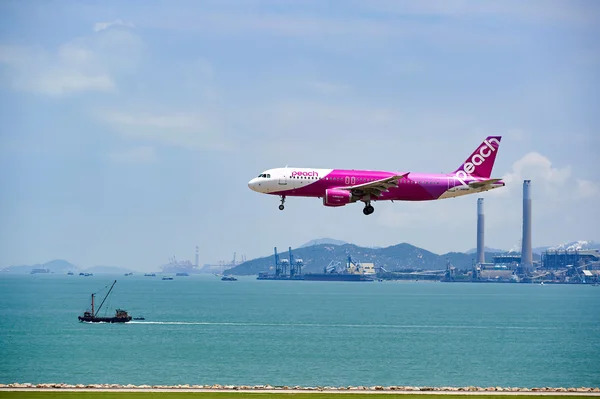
1,384,599,395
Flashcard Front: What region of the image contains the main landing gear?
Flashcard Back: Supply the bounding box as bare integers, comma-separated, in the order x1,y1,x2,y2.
279,195,286,211
363,201,374,215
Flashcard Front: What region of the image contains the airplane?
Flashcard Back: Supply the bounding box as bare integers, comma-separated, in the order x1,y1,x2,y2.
248,136,505,215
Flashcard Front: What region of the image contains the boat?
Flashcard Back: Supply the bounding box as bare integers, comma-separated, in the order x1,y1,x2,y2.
78,280,132,323
67,271,74,276
31,268,50,274
303,257,375,282
144,273,156,277
221,275,238,281
124,272,133,276
133,317,145,320
162,276,174,280
256,272,304,280
303,273,374,282
176,272,189,276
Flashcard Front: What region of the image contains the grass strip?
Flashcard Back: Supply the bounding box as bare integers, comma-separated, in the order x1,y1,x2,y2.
0,393,592,399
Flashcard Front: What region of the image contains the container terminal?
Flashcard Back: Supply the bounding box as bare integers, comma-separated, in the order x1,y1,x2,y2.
257,247,376,281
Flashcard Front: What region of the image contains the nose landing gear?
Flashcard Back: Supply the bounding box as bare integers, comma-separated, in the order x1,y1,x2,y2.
279,195,286,211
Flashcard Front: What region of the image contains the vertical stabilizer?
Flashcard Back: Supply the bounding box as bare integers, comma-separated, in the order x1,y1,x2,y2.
453,136,501,183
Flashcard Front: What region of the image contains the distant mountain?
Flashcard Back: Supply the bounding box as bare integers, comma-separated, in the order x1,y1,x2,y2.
83,265,137,274
226,243,504,275
465,246,506,254
0,260,136,275
44,259,78,273
300,238,349,248
0,259,78,274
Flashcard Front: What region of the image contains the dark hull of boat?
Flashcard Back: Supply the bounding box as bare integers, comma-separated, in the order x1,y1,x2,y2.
303,273,374,282
78,316,132,323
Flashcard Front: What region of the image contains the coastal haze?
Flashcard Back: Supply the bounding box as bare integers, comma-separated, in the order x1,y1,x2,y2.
0,1,599,270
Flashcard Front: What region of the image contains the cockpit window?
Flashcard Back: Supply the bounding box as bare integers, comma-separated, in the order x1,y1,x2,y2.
266,174,271,178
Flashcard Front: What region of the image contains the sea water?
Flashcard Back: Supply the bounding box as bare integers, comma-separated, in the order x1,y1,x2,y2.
0,274,599,387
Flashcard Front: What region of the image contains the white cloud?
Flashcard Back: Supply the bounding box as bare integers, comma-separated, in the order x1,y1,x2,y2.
496,152,572,199
94,19,135,32
575,179,600,199
95,109,232,151
0,24,140,96
109,146,157,164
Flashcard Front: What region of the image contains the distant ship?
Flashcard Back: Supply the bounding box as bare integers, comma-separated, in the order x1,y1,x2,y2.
176,272,189,276
221,275,238,281
162,276,174,280
79,272,93,276
31,268,50,274
144,273,156,277
124,272,133,276
303,256,375,282
256,273,304,281
78,280,133,323
303,273,373,282
67,271,74,276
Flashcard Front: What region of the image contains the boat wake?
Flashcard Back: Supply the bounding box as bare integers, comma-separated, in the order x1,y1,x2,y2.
128,321,561,330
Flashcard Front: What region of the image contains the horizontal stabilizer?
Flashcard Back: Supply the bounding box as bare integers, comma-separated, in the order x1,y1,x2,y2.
469,178,502,189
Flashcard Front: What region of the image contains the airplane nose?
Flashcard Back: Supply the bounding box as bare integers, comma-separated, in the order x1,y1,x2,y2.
248,179,258,192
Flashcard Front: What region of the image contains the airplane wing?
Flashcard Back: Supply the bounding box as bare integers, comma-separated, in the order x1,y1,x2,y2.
340,173,410,198
468,178,502,189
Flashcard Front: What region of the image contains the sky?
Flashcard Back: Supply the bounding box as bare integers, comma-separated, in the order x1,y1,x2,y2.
0,0,599,271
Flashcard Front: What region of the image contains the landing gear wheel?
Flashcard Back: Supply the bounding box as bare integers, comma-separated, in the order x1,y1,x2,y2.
279,195,286,211
363,204,374,215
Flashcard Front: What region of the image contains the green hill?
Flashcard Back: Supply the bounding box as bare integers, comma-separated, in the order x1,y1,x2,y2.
226,243,501,275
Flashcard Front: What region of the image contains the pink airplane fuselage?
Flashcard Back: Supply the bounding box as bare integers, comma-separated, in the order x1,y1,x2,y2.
248,136,505,213
249,169,502,202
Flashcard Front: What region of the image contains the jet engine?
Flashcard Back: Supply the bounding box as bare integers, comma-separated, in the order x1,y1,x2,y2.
323,189,355,207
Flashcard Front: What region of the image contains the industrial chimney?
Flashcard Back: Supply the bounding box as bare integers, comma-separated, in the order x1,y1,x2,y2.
477,198,485,265
521,180,533,268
